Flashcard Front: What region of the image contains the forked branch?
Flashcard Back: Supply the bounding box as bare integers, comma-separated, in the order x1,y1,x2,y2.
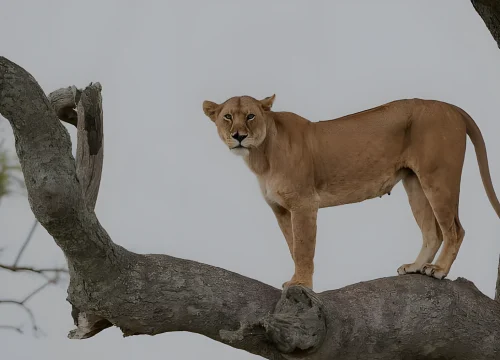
2,56,500,360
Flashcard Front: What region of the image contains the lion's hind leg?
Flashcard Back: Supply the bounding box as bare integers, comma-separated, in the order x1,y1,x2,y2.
418,169,465,280
397,173,443,276
399,102,467,279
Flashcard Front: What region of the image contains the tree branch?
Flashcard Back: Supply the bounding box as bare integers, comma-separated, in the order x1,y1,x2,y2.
471,0,500,48
12,218,38,266
0,266,66,334
0,325,23,334
0,264,68,274
0,278,54,335
0,229,66,334
0,217,67,279
2,56,500,359
2,264,63,275
0,193,67,334
0,299,38,333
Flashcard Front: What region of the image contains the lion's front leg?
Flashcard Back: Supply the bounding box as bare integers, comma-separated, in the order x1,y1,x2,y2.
269,203,295,260
282,206,318,289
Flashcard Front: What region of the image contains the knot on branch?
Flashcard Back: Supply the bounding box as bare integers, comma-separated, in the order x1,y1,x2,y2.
220,285,326,355
261,285,326,355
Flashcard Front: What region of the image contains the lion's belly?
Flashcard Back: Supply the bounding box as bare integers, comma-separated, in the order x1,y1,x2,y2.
258,169,408,210
316,169,408,208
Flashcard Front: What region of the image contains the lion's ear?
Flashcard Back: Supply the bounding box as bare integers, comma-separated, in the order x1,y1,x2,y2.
260,94,275,112
203,100,220,122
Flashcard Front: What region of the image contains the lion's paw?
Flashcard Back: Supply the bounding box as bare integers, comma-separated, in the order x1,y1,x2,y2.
397,263,422,275
421,263,447,279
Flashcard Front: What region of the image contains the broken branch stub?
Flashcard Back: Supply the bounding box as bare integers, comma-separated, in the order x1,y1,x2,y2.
75,83,103,211
48,82,104,211
48,86,81,127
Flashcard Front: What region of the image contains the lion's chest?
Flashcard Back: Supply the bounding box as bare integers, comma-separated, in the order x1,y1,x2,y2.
258,178,293,209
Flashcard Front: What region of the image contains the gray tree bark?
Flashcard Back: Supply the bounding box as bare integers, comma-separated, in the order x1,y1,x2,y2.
472,0,500,49
1,55,500,360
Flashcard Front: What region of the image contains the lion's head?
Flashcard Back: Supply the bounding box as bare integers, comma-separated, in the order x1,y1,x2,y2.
202,95,275,156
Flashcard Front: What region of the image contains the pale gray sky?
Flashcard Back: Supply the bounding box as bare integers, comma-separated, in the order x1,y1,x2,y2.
1,1,499,359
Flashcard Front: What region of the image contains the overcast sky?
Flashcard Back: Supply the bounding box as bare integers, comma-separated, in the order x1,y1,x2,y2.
1,1,500,359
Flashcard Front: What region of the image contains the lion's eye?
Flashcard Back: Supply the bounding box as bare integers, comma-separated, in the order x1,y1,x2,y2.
224,114,232,120
247,114,255,121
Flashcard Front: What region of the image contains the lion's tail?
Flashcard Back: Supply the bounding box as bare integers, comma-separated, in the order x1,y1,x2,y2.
455,106,500,218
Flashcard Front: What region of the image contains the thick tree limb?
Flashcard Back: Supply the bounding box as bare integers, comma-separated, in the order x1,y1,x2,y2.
2,56,500,359
472,0,500,48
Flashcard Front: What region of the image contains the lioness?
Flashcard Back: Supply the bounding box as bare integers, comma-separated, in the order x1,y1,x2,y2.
203,95,500,289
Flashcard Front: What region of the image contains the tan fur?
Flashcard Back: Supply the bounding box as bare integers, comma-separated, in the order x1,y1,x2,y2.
203,96,500,289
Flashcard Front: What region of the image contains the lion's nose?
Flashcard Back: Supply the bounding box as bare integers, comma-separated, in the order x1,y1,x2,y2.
232,132,248,143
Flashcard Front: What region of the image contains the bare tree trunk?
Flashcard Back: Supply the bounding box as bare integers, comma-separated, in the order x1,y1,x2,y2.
2,56,500,360
471,0,500,48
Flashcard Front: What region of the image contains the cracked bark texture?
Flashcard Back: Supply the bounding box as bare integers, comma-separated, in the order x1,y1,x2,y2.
472,0,500,48
2,56,500,360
